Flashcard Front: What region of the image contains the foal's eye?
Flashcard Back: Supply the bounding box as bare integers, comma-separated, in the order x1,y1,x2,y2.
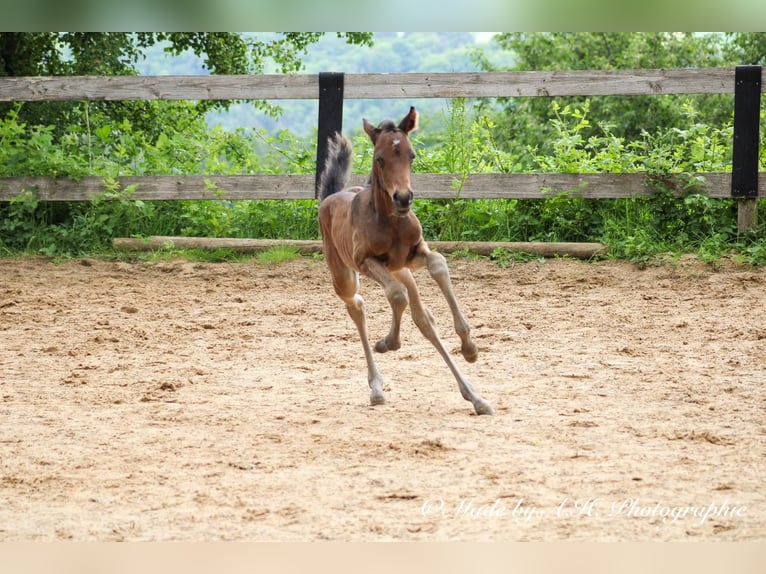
375,156,384,166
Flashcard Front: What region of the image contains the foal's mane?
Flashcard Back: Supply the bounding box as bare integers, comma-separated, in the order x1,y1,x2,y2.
377,120,398,133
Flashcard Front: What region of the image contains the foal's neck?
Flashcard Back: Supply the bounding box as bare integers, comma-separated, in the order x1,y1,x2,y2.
369,173,395,219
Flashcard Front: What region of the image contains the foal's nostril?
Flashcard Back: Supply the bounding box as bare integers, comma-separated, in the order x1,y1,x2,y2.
394,191,413,210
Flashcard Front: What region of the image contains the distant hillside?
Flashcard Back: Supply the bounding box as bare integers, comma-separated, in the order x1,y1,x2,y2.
136,33,505,136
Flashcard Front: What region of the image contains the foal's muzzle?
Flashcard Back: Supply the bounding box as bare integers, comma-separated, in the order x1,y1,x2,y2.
393,190,413,214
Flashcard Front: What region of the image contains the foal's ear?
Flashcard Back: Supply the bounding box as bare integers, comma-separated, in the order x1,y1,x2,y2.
363,118,380,143
398,106,419,134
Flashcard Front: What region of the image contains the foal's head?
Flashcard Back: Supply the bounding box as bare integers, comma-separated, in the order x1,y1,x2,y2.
363,106,419,216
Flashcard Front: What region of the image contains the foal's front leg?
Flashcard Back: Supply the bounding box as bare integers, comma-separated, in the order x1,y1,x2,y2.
341,257,409,406
344,292,387,406
331,266,387,405
394,269,493,416
412,247,479,363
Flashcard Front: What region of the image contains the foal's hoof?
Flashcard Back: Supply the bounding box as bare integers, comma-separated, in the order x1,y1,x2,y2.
370,390,386,406
374,338,400,353
462,341,479,363
473,399,494,416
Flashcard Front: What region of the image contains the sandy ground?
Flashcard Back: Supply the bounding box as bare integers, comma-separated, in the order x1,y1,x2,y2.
0,254,764,541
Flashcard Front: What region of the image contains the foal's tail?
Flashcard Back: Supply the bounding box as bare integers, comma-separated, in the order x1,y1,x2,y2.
318,133,353,202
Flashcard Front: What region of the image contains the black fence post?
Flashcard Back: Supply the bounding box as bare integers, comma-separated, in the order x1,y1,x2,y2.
315,72,345,198
731,65,762,232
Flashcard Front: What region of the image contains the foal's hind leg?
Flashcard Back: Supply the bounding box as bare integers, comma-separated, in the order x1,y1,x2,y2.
394,269,493,416
353,259,408,354
373,280,407,354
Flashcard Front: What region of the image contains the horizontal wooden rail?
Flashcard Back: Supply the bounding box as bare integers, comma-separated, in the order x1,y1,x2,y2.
112,236,610,259
0,68,757,102
2,173,764,202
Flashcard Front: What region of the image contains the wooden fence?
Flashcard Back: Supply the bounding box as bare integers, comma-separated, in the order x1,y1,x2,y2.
0,68,763,233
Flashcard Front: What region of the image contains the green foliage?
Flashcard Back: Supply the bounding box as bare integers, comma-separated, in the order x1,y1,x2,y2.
414,96,764,265
413,98,519,241
255,246,302,265
476,33,735,166
521,99,753,264
723,32,766,65
0,102,319,255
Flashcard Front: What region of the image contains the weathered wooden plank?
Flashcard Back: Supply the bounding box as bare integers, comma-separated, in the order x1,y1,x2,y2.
417,240,610,258
737,198,759,232
0,69,749,103
113,236,610,259
2,173,762,202
344,69,740,98
0,175,317,201
114,237,325,254
414,173,745,199
0,75,319,102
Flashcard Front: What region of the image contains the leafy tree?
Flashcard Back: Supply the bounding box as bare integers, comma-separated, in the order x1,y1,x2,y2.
724,32,766,65
0,32,373,140
493,32,724,71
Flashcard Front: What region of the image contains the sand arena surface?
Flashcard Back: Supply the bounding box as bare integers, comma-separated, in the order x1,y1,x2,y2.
0,255,764,541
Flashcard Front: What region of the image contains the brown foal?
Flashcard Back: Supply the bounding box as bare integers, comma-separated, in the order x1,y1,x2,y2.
317,106,493,416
